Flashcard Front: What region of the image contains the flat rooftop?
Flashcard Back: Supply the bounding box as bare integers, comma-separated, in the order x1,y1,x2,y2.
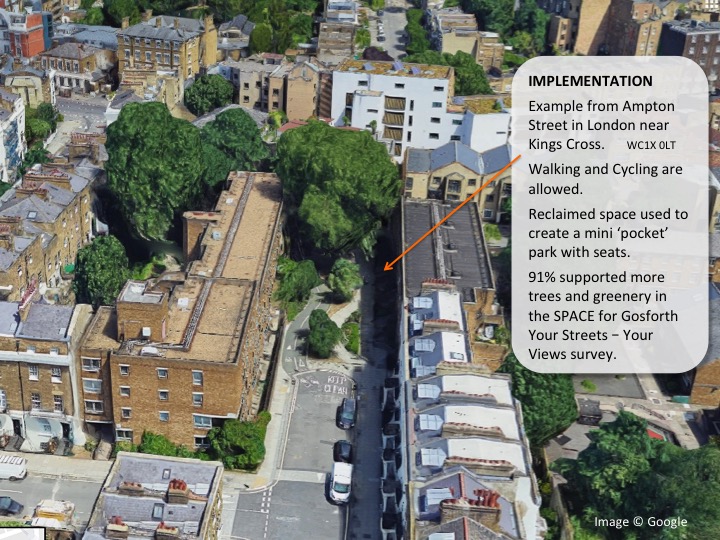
336,59,453,79
403,199,494,300
118,281,164,304
415,374,514,406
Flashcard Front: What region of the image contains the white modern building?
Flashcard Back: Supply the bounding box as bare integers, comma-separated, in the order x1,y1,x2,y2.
0,88,25,184
330,59,510,161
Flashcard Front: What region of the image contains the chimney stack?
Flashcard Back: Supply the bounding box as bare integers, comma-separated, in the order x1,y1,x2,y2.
121,16,129,30
174,18,180,30
156,16,162,28
142,9,152,22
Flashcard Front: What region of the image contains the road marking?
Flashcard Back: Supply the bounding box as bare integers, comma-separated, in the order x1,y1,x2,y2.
0,489,21,493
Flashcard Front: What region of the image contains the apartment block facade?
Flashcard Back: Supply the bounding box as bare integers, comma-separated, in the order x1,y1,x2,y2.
0,302,91,452
330,60,510,161
37,42,116,95
0,162,97,299
0,87,24,184
660,19,720,88
403,141,512,223
78,172,283,448
3,65,56,108
117,11,217,84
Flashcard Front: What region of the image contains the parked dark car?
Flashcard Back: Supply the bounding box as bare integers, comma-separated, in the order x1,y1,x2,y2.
377,9,384,15
0,496,23,516
333,440,353,463
336,398,357,429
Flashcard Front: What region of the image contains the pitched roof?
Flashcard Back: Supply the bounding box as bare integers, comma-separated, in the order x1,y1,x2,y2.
41,42,100,59
431,142,483,174
16,303,74,341
0,195,65,224
118,16,206,41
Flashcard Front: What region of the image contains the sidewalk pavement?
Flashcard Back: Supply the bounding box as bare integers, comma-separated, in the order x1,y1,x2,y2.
19,452,112,483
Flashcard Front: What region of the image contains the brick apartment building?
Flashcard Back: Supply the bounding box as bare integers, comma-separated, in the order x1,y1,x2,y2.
0,160,98,300
0,10,48,58
541,0,679,55
0,301,92,451
660,19,720,88
78,172,283,448
402,140,512,223
37,42,116,95
117,10,217,84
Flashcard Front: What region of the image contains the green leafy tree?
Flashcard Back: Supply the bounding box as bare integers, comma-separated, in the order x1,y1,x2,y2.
274,258,320,303
276,121,400,254
498,354,577,447
356,28,371,49
73,235,130,307
137,431,198,458
307,309,342,358
405,9,429,55
201,108,269,170
37,103,60,131
26,118,52,143
290,13,313,46
328,258,362,302
200,141,236,188
19,143,50,176
250,23,273,53
404,50,493,95
514,0,549,55
184,74,234,116
461,0,515,36
83,7,106,25
105,102,204,240
104,0,141,26
207,412,271,470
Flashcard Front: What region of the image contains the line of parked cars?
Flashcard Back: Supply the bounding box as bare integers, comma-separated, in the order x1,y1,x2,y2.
329,398,357,505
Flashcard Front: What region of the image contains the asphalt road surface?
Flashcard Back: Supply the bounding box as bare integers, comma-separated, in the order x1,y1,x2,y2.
0,475,102,530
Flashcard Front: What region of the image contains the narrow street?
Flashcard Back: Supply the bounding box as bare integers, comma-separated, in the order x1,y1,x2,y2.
231,244,397,539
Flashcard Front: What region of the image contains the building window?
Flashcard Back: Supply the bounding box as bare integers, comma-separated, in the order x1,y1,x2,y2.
452,119,462,125
159,390,169,401
429,133,439,140
83,379,102,393
243,96,249,103
31,393,41,410
85,400,103,413
358,80,368,86
367,108,378,113
121,407,131,419
156,40,162,48
468,179,477,186
408,116,413,126
243,82,249,90
192,371,203,386
157,368,168,379
394,83,405,89
152,503,164,520
407,131,412,142
430,117,440,123
173,54,180,64
194,436,209,449
483,209,493,219
689,47,695,54
116,429,132,441
193,414,212,429
433,86,443,91
145,52,151,62
450,135,461,141
124,49,130,59
192,393,203,407
410,100,414,111
28,364,39,381
159,411,170,422
156,53,162,62
164,53,170,63
405,178,414,189
432,102,442,108
50,347,59,356
53,396,63,413
82,357,101,371
51,367,61,383
432,176,441,184
120,386,130,397
119,365,129,376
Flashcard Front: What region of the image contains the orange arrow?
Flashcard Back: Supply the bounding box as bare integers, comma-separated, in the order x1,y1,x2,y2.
384,154,521,272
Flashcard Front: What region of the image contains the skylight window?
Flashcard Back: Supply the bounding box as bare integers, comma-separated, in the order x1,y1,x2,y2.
27,211,37,219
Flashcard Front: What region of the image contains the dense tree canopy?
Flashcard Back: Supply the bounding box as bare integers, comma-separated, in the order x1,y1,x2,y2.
328,259,362,302
104,0,141,26
276,121,400,254
405,9,430,56
201,108,269,172
274,257,320,303
184,74,234,116
73,235,130,307
556,412,720,539
308,309,342,358
250,23,274,53
461,0,514,36
207,411,271,470
105,102,204,240
498,354,577,447
405,51,493,95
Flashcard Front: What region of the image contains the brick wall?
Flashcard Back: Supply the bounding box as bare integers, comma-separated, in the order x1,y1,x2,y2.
691,361,720,407
574,0,612,55
286,66,319,122
116,297,168,341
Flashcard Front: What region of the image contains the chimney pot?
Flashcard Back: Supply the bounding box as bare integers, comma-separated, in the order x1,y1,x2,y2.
174,18,180,30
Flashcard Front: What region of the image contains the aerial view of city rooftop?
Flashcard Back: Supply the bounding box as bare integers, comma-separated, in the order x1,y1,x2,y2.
0,0,709,539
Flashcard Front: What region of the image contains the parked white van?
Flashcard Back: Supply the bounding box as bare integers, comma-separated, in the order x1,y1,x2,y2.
0,453,27,481
329,462,352,504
